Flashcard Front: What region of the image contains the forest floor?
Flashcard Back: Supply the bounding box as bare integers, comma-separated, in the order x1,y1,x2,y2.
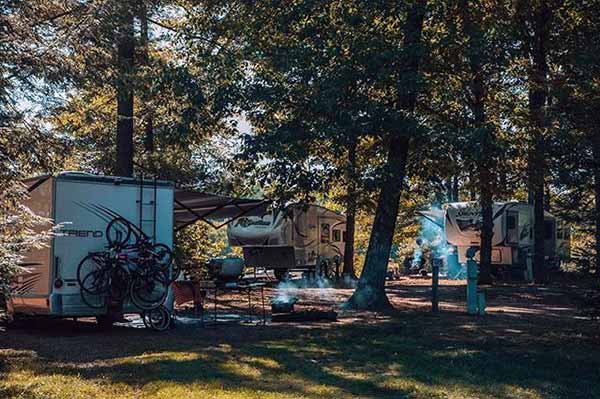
1,277,599,399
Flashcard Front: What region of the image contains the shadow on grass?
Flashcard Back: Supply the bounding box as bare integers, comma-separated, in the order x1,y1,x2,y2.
2,314,600,399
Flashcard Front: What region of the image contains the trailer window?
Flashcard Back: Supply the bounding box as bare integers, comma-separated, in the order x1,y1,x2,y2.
342,231,347,242
320,223,330,243
332,229,341,242
507,214,517,230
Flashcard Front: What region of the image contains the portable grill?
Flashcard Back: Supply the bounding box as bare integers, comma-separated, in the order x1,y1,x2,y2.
271,297,297,313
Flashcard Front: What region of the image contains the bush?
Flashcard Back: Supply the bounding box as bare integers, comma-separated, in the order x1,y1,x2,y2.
0,180,52,307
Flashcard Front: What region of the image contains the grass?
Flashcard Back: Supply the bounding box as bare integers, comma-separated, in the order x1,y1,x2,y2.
1,281,599,398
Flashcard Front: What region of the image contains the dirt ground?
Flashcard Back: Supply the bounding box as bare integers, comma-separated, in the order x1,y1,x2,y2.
4,277,600,351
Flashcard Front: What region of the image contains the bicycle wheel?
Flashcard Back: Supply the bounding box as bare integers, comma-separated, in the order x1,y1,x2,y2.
109,266,130,303
106,217,132,249
77,254,110,295
169,261,182,282
143,306,171,331
130,268,169,310
80,273,107,309
150,244,173,272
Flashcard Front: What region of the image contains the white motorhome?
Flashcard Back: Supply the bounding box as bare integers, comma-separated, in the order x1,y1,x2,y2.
227,204,346,279
9,172,269,321
419,201,570,276
10,172,175,318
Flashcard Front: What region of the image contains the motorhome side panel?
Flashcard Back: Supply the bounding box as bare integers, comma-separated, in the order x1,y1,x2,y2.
12,177,55,315
50,177,173,316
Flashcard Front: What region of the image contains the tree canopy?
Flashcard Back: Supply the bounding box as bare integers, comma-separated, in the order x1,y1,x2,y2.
3,0,600,308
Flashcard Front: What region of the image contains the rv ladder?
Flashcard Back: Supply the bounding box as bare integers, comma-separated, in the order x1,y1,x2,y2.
137,174,158,242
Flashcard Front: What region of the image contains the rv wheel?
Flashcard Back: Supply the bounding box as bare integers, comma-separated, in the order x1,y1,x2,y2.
317,260,334,280
274,269,290,281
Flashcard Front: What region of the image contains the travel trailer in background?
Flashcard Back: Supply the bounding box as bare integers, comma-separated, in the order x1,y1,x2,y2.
227,204,346,280
418,201,570,278
9,172,269,322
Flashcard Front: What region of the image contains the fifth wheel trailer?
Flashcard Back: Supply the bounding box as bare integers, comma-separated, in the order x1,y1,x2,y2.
227,204,346,279
9,171,269,320
418,201,570,277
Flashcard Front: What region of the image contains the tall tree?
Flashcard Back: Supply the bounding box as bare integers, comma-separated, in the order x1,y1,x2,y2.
343,137,358,279
459,0,498,284
0,1,68,304
516,0,552,282
115,2,135,177
553,0,600,281
139,1,154,156
346,0,427,310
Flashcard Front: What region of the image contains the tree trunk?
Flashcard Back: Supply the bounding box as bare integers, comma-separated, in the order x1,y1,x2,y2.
115,5,135,177
139,2,154,155
446,176,459,202
346,136,410,309
460,0,494,285
527,2,551,284
592,132,600,281
452,175,459,202
343,138,357,279
345,0,426,310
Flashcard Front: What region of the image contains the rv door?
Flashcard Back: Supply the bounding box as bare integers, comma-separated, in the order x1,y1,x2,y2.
506,211,518,244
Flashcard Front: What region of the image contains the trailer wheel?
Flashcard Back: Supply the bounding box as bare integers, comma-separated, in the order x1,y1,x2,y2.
274,269,290,281
317,260,334,280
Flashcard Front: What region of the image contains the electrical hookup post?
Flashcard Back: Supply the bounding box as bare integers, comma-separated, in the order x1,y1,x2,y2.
431,257,442,313
465,247,486,316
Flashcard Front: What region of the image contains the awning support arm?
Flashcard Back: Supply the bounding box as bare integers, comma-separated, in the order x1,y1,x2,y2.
173,199,221,232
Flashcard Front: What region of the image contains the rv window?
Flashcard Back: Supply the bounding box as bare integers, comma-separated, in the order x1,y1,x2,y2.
507,215,517,230
544,220,555,240
321,223,331,243
342,231,347,242
332,229,341,242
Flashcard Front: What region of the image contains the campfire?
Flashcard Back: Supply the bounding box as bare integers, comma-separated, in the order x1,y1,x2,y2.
269,277,338,323
271,297,297,314
270,296,337,323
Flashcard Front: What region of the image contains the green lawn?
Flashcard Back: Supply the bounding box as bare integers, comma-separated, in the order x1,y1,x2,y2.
1,283,599,398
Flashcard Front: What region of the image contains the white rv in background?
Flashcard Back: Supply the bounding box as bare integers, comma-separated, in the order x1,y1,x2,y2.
10,172,175,318
419,201,570,276
227,204,346,279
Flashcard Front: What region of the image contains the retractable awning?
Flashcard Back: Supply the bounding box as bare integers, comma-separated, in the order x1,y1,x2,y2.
416,209,445,229
174,190,270,231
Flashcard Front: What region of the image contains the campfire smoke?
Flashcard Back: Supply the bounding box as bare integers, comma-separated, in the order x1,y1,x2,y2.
273,279,298,304
415,206,462,279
